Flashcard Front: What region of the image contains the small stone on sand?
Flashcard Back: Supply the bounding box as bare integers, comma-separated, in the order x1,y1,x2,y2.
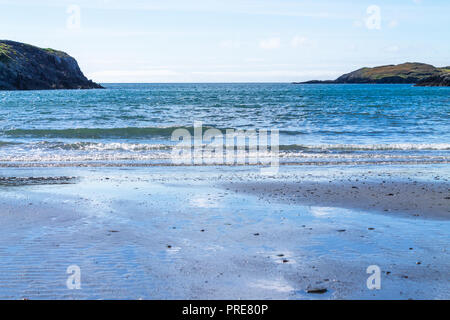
307,288,328,294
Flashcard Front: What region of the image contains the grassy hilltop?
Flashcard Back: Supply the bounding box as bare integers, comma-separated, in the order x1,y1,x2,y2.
296,62,450,86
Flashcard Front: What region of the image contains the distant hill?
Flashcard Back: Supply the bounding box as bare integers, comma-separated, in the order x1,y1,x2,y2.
0,40,103,90
295,62,450,86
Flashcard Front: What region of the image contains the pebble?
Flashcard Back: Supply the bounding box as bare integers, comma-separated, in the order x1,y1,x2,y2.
307,288,328,294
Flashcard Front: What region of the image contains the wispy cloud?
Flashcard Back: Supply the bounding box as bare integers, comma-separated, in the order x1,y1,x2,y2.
290,36,308,48
259,37,280,50
219,40,241,49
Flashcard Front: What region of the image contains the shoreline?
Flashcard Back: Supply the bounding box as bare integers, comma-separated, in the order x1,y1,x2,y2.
0,159,449,168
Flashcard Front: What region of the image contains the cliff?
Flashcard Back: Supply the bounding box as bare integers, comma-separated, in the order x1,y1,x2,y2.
0,40,103,90
295,62,449,86
415,72,450,87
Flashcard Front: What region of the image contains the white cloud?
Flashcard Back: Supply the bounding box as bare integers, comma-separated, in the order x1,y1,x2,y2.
259,37,281,50
219,40,241,49
290,36,308,48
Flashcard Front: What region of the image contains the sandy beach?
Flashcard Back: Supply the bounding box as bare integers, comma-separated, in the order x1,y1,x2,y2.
224,176,450,219
0,164,448,299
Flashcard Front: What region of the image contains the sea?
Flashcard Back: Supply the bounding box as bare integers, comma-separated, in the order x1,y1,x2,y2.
0,83,449,167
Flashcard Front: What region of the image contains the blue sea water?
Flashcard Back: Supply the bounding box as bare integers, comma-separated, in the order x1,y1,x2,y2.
0,83,448,166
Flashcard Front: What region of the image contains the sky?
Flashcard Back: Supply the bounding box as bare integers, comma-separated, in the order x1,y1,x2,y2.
0,0,448,83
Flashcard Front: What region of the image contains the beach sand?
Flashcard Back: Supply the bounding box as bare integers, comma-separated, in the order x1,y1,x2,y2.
0,164,448,299
223,179,450,219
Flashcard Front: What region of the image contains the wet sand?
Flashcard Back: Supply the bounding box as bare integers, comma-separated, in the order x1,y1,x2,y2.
223,179,450,219
0,165,449,299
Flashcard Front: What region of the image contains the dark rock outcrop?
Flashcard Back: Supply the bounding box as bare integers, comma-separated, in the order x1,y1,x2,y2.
0,40,103,90
294,62,449,86
415,73,450,87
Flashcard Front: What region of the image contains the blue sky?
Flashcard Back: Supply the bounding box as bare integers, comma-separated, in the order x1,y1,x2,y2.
0,0,448,82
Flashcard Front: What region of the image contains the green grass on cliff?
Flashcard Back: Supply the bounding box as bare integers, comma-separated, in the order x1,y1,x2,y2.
0,41,71,66
0,41,71,63
0,43,14,63
43,48,70,58
359,63,440,80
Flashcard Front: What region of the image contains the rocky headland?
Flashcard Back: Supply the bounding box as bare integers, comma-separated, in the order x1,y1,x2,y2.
295,62,450,86
0,40,102,90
